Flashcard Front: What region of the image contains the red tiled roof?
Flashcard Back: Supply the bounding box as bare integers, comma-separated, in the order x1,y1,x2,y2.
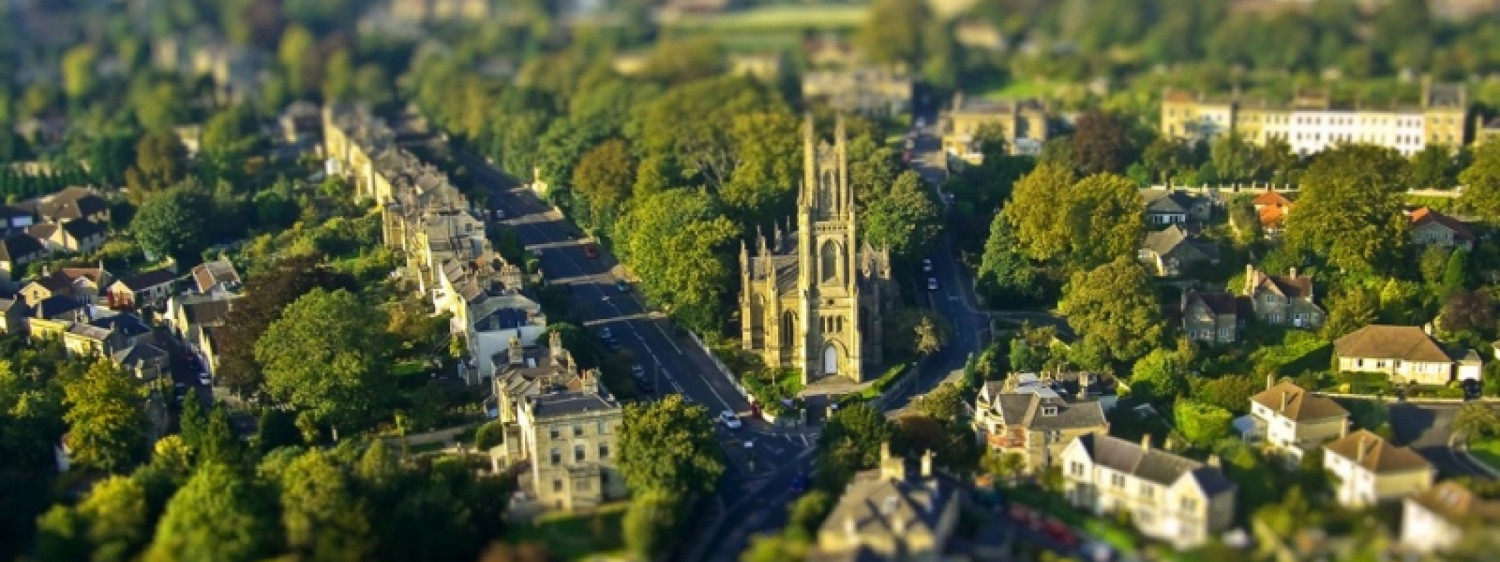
1410,207,1475,242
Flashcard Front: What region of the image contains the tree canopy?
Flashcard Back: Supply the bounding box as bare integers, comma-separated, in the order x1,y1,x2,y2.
1060,257,1164,363
1285,144,1410,274
615,394,725,497
62,360,147,473
144,463,278,562
254,288,392,432
612,189,739,334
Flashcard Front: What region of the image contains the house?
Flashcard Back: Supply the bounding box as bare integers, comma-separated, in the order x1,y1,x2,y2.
1143,190,1212,226
89,312,154,348
1243,266,1324,329
112,343,170,380
1333,324,1479,385
1408,207,1475,251
1239,379,1349,463
1181,289,1245,344
38,186,110,224
277,100,322,145
0,204,35,233
31,295,88,322
51,219,107,254
166,292,238,372
0,296,27,333
56,265,111,305
0,233,48,283
107,268,177,310
808,447,961,562
20,272,75,307
801,66,914,118
1060,434,1237,549
1252,189,1294,235
486,333,624,513
1139,225,1219,277
1402,481,1500,554
1323,430,1434,508
972,374,1109,474
191,258,242,295
941,93,1050,162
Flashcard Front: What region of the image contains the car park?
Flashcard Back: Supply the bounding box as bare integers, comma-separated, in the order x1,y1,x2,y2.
718,410,742,429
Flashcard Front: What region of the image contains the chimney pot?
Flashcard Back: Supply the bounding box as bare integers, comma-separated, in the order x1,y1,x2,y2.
1266,373,1275,390
1356,435,1368,463
1141,434,1152,451
921,449,934,478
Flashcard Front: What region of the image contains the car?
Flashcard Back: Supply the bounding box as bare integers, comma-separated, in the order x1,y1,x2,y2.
615,280,630,293
584,244,599,258
1463,378,1482,400
915,117,926,128
1041,518,1079,549
494,209,505,220
927,277,938,291
599,326,614,340
198,372,212,386
921,258,933,273
790,472,808,494
718,410,742,429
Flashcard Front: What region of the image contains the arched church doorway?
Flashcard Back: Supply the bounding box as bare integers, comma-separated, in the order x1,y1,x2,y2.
823,345,839,376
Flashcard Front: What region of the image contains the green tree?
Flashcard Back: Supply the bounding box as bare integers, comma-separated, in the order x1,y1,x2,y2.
1285,144,1410,273
76,475,151,562
616,394,725,497
571,139,636,228
34,505,87,561
815,403,894,490
125,131,188,200
1009,337,1044,373
1130,348,1190,402
200,404,243,467
1071,109,1142,175
1193,375,1260,415
783,491,833,543
1003,162,1077,260
1441,248,1471,296
255,408,302,455
1411,144,1457,189
63,361,147,473
862,170,941,259
1173,400,1234,447
623,490,682,559
1321,285,1379,340
277,25,317,95
722,110,802,225
274,449,372,560
1453,403,1500,439
1064,174,1146,270
61,44,101,102
613,189,738,333
912,383,965,422
133,182,212,264
1439,290,1493,335
883,308,951,360
1210,132,1259,183
1459,140,1500,221
1060,257,1164,363
216,254,356,393
179,392,207,455
144,463,278,562
254,288,392,433
855,0,933,66
977,213,1041,305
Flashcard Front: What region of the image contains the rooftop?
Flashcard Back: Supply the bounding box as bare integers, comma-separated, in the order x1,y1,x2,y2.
1334,325,1452,363
1324,430,1432,474
1252,381,1349,422
1073,434,1236,495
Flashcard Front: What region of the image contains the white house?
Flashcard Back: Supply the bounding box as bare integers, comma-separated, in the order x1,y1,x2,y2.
1323,430,1434,508
1240,380,1349,463
1333,324,1478,385
1060,434,1236,549
1402,481,1500,555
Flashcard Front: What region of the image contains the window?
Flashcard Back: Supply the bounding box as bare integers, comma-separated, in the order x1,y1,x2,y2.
550,448,561,466
573,424,583,437
1181,497,1198,511
1140,483,1154,499
1070,462,1084,477
553,479,562,492
1110,473,1126,488
574,445,585,462
549,427,559,440
598,421,607,434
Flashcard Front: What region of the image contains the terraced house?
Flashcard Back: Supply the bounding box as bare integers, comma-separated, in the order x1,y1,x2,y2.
972,373,1108,474
1060,434,1237,549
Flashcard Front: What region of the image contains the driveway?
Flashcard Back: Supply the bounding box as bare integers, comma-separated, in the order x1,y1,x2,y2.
1387,401,1494,478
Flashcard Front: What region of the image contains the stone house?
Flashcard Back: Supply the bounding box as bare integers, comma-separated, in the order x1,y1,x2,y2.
112,343,170,380
190,258,242,295
1143,190,1212,226
29,218,106,255
809,447,961,562
25,266,112,306
1408,207,1475,251
1323,430,1434,508
1402,481,1500,555
1181,289,1246,344
1060,434,1237,549
1238,379,1349,463
1243,265,1324,329
1252,189,1294,235
107,268,177,310
0,296,27,334
0,233,48,284
166,292,238,376
801,66,914,118
1333,324,1480,385
38,187,110,224
972,375,1108,475
941,93,1050,161
1139,225,1219,277
511,372,625,512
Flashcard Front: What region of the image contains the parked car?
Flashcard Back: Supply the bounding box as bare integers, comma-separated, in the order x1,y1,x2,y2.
584,244,599,258
198,372,212,386
494,209,505,220
927,277,938,291
615,280,630,293
1041,518,1079,549
921,258,933,273
630,364,646,378
718,410,742,429
790,472,808,494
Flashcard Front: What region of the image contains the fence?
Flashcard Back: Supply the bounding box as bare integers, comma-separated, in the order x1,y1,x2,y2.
1146,183,1464,199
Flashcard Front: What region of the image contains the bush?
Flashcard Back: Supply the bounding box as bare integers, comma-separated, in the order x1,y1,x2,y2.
474,421,504,450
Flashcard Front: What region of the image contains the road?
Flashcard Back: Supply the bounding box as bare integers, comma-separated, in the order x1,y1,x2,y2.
452,150,819,560
881,101,995,411
1387,401,1496,478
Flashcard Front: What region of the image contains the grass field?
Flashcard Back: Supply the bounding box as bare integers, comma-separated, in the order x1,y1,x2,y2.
665,4,867,32
1470,438,1500,472
504,502,628,561
982,80,1054,100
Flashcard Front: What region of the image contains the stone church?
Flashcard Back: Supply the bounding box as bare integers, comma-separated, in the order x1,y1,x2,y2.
739,116,897,385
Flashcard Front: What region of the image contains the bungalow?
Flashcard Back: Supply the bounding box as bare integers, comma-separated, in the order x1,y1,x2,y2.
1333,324,1481,385
191,258,242,295
38,186,110,224
1324,430,1434,508
1243,266,1323,329
1408,207,1475,251
1143,190,1212,226
1139,225,1219,277
107,268,177,310
1181,289,1245,344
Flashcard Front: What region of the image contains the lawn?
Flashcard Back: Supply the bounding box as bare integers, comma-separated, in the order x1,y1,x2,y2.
504,502,628,561
392,359,429,378
1469,438,1500,472
666,4,867,31
981,80,1053,100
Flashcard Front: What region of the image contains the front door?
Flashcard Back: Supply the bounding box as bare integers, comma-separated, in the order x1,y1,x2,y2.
823,346,838,376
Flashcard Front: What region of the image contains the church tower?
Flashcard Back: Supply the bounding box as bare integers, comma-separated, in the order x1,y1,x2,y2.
795,115,862,384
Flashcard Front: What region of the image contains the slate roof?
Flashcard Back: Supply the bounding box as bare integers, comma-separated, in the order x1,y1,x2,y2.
112,343,167,368
1186,290,1239,316
818,455,959,552
1334,325,1451,363
176,294,237,325
1143,191,1194,214
1072,434,1236,496
191,259,241,293
0,233,45,262
34,295,85,319
26,223,57,240
89,312,152,339
39,187,108,221
987,392,1107,432
1143,225,1218,260
1249,267,1314,300
1410,207,1475,242
0,296,24,314
116,268,177,291
1324,430,1432,474
59,218,104,240
528,391,617,419
27,272,73,293
1251,381,1349,422
67,322,113,341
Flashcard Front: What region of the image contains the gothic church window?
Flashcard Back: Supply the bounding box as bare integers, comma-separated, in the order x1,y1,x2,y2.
820,241,842,284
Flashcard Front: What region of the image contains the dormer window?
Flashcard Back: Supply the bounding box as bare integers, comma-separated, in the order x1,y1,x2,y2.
1041,405,1059,417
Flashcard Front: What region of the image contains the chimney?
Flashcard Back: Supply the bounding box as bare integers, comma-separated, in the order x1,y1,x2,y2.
1141,434,1152,452
508,336,524,365
921,449,935,478
549,330,563,359
1288,266,1297,279
582,368,599,395
1280,391,1289,413
1356,435,1368,464
880,441,891,463
892,515,906,535
844,515,857,539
